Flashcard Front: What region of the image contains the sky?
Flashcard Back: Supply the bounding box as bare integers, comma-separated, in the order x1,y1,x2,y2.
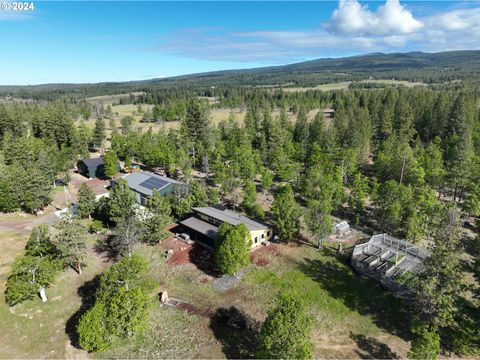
1,0,480,85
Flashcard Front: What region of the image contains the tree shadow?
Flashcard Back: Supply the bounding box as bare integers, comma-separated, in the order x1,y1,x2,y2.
188,243,223,278
93,235,119,261
65,275,101,349
299,251,412,340
209,306,260,359
350,333,400,359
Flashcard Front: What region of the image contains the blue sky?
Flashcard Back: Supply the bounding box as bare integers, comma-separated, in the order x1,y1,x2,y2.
1,1,479,85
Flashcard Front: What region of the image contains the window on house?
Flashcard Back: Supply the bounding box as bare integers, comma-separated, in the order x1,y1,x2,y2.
261,234,265,239
255,237,258,243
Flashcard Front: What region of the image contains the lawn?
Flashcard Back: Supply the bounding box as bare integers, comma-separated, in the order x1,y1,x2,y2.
0,234,109,359
94,242,411,359
0,211,411,359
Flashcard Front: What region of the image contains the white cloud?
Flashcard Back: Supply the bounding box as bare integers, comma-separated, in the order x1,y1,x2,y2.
325,0,423,35
152,1,480,64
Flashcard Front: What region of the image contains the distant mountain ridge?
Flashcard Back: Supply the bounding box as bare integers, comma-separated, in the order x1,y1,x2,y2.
161,50,480,80
1,50,479,96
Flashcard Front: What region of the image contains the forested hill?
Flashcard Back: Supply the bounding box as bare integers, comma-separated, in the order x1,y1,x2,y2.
2,50,480,100
173,50,480,78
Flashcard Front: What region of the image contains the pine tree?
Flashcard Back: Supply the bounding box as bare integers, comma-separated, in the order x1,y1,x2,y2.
77,183,96,219
103,151,119,179
144,190,173,244
271,184,301,241
242,179,257,212
111,214,146,257
54,220,88,274
108,178,136,223
92,118,106,148
306,199,332,249
214,223,251,275
415,206,465,328
348,172,370,224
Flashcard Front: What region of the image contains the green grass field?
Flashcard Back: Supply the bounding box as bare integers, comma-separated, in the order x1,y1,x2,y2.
95,243,410,359
282,79,426,92
0,203,411,359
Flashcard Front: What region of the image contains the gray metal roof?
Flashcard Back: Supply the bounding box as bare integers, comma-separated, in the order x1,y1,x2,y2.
122,171,181,196
192,206,269,231
79,157,104,167
180,217,219,238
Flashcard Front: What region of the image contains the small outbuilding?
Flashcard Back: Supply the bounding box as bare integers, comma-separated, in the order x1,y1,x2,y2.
77,157,105,179
334,221,351,235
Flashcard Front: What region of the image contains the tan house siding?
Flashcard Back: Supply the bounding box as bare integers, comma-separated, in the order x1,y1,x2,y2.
250,228,272,249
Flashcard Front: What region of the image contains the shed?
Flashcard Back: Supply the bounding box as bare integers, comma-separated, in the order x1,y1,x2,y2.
77,157,105,179
334,221,351,235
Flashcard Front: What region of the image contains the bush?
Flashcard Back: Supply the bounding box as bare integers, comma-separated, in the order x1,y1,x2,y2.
408,322,440,360
257,293,314,359
77,303,111,352
106,287,153,338
77,254,155,352
5,255,62,306
89,220,105,234
250,203,265,220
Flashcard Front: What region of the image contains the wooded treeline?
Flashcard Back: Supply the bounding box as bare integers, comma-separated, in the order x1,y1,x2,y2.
1,78,479,356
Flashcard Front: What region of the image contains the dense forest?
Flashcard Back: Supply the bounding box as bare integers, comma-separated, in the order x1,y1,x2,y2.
1,52,480,357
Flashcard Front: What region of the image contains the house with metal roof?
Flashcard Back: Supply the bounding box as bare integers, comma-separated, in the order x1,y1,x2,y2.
119,171,184,205
180,205,272,249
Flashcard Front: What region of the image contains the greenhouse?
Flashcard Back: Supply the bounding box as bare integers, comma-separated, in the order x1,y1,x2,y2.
351,234,430,300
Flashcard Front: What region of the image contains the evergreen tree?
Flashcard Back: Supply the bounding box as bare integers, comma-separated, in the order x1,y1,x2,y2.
144,190,173,244
348,172,370,224
54,220,88,274
92,118,106,148
120,116,133,135
108,178,136,223
257,294,314,359
111,214,146,257
77,255,154,352
271,184,302,241
242,179,257,212
103,151,119,179
415,206,465,328
77,303,111,352
77,183,96,219
5,226,61,306
306,199,332,249
215,223,251,275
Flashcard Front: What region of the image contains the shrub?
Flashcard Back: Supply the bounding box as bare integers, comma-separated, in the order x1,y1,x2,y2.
257,293,314,359
77,303,111,352
89,220,105,234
